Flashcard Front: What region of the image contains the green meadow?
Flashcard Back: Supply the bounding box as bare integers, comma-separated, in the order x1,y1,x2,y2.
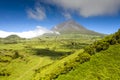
0,29,120,80
56,44,120,80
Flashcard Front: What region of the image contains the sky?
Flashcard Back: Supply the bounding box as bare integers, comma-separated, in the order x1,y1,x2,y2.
0,0,120,38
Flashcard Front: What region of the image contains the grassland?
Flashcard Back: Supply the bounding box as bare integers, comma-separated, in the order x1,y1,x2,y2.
0,34,100,80
56,44,120,80
1,30,119,80
32,29,120,80
33,49,91,80
0,43,54,80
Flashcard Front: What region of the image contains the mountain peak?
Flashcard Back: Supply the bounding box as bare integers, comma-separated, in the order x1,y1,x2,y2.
52,20,102,35
52,20,86,34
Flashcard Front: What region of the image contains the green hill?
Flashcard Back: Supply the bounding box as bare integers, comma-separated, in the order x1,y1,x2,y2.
33,29,120,80
1,35,24,44
5,35,21,39
56,29,120,80
56,44,120,80
0,28,119,80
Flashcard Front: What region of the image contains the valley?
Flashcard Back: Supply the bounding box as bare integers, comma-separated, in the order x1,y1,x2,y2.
0,20,119,80
0,33,100,80
1,0,120,80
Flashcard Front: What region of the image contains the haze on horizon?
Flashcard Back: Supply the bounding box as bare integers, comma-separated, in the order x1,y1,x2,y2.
0,0,120,38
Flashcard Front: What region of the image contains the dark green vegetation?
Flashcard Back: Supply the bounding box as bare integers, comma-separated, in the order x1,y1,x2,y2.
56,44,120,80
85,29,120,55
0,29,120,80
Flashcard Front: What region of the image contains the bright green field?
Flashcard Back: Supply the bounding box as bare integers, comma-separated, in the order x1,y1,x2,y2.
0,35,97,80
0,43,54,80
0,33,106,80
56,44,120,80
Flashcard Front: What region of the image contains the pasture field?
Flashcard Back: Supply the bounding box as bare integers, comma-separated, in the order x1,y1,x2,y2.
1,30,120,80
0,34,99,80
32,29,120,80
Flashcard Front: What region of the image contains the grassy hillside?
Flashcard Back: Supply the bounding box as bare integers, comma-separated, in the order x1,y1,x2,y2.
0,43,54,80
32,49,90,80
55,29,120,80
33,29,120,80
0,29,119,80
0,34,98,80
56,44,120,80
85,29,120,55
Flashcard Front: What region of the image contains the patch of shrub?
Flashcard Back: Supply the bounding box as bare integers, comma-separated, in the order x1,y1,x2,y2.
12,50,23,59
84,28,120,55
0,69,11,76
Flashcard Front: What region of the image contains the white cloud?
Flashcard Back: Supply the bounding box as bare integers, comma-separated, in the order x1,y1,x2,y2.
0,26,53,38
27,6,46,20
0,30,14,38
47,0,120,17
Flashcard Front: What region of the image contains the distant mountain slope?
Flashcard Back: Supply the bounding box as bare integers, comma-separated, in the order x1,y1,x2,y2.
1,35,24,44
52,20,103,35
5,34,21,39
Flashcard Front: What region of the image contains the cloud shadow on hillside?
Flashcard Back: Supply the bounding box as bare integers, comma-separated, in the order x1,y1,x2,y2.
31,48,72,60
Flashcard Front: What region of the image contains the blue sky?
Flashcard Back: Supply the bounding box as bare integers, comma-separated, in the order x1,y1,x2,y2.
0,0,120,38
